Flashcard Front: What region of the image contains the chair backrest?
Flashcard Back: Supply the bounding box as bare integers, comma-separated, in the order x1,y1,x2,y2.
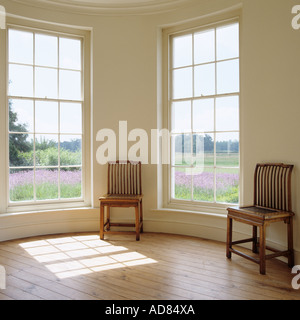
107,161,142,195
254,163,293,212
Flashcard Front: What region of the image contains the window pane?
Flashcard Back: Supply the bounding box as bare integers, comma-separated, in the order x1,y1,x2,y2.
194,29,215,64
192,134,204,167
35,134,58,166
172,67,192,99
203,133,214,167
193,167,214,202
35,101,58,133
172,101,191,133
9,99,34,133
216,96,239,131
172,167,192,200
171,134,192,166
193,98,214,132
59,38,81,70
60,102,82,134
35,34,58,67
59,70,81,100
216,132,239,167
36,169,58,200
216,23,239,61
9,29,33,64
60,135,82,166
217,59,239,94
60,167,82,199
9,64,33,97
9,169,34,202
35,67,58,99
189,134,215,167
9,134,34,167
172,34,192,68
194,63,215,97
216,168,239,203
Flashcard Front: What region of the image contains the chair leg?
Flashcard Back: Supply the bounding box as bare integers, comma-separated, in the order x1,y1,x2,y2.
259,225,266,275
135,203,140,241
252,226,258,253
287,217,294,268
100,204,104,240
226,217,232,259
106,206,111,231
140,199,143,233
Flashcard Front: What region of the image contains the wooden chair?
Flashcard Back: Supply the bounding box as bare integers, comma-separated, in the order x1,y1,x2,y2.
226,163,294,274
99,161,143,241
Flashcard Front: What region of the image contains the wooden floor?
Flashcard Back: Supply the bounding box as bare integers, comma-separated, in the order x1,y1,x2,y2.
0,232,298,300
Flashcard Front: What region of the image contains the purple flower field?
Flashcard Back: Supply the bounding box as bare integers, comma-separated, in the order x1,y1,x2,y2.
174,170,239,203
9,169,82,201
175,170,238,189
10,169,81,187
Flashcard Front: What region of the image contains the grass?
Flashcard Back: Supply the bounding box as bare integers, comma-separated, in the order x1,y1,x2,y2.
10,183,82,202
174,152,239,167
175,185,239,203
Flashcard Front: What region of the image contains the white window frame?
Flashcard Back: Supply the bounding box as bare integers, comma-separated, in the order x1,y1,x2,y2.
162,11,242,215
0,16,91,213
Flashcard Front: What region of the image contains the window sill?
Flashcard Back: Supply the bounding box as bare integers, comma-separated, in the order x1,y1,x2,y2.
1,205,96,217
5,199,92,214
161,199,235,217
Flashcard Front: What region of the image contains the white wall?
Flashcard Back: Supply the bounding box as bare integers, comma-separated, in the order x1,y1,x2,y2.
0,0,299,264
240,0,300,260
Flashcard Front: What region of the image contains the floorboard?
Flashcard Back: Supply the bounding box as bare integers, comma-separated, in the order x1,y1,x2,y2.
0,232,298,300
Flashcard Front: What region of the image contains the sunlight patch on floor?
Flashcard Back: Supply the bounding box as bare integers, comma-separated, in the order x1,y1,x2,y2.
19,234,157,279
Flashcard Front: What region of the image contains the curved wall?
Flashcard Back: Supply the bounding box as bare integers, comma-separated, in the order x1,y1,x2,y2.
0,0,299,264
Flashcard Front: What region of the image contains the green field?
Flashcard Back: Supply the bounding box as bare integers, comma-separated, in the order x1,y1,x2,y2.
174,152,239,167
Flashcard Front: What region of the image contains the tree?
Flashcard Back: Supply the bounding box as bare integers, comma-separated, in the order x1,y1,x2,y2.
9,100,32,166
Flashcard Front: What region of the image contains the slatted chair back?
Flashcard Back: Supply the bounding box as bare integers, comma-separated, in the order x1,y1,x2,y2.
254,163,294,212
107,161,142,196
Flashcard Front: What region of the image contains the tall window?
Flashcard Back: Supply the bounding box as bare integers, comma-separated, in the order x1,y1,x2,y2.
169,20,240,205
8,27,84,204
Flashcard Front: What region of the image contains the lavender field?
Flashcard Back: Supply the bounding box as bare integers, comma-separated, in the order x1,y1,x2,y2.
174,170,239,203
9,169,82,201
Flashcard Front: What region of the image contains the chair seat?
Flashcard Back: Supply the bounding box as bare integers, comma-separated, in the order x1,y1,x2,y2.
99,194,143,201
227,205,294,222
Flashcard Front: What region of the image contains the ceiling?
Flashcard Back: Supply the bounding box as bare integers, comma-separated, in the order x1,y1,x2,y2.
12,0,195,15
